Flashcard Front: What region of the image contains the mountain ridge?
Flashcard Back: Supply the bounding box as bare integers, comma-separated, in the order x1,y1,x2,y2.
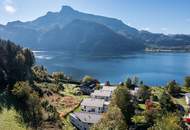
0,5,190,54
38,19,143,55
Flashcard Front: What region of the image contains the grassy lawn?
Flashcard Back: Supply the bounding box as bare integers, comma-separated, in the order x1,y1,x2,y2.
62,83,80,96
0,108,29,130
151,86,189,111
138,104,146,110
173,97,189,111
62,83,89,99
150,86,164,98
181,87,190,93
62,117,75,130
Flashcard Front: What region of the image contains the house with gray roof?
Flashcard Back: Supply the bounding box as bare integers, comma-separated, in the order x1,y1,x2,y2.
91,90,112,101
81,98,108,113
102,86,117,94
70,112,102,130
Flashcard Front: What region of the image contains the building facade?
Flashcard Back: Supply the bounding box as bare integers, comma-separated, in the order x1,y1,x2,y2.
70,112,102,130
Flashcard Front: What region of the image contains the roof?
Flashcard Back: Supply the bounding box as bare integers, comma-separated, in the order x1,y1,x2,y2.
102,86,117,92
104,101,110,106
81,98,104,107
185,93,190,97
71,112,102,124
91,90,111,97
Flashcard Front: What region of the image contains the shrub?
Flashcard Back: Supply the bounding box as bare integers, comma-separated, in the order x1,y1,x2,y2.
184,76,190,88
52,72,64,83
159,91,176,113
166,80,181,97
152,95,159,102
148,113,183,130
12,81,43,128
58,83,64,91
131,115,146,124
0,39,35,87
144,109,161,126
41,100,49,108
82,75,94,83
111,86,136,124
12,81,31,101
91,105,127,130
125,78,132,89
32,65,49,82
136,85,151,102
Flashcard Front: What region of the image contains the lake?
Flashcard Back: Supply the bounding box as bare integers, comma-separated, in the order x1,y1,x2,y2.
33,51,190,86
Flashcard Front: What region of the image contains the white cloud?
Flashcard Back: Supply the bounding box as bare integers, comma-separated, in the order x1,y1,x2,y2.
3,0,16,14
4,4,16,14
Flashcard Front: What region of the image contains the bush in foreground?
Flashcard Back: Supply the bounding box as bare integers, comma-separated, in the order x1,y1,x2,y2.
91,105,127,130
12,81,42,128
148,113,183,130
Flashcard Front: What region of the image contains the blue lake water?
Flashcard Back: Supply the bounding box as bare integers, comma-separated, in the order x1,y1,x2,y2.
33,51,190,86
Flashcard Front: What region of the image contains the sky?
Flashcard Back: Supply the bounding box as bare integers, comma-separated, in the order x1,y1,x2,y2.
0,0,190,34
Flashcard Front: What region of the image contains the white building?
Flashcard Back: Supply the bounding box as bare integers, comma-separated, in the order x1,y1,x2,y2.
102,86,117,94
70,112,102,130
69,85,116,130
81,98,108,113
91,90,112,101
185,93,190,105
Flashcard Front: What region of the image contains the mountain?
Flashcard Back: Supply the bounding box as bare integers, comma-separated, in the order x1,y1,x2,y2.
38,20,143,55
0,21,40,48
138,31,190,47
0,6,190,54
5,6,139,35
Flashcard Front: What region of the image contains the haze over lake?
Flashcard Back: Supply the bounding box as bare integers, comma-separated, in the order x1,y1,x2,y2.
34,51,190,86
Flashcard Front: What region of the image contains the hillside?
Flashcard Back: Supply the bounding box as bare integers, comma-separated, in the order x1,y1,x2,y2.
0,39,63,130
0,39,86,130
38,20,143,55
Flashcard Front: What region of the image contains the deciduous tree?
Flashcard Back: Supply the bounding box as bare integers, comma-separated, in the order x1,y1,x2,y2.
91,105,127,130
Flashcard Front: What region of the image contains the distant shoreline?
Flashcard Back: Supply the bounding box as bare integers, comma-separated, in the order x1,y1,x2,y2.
145,47,190,53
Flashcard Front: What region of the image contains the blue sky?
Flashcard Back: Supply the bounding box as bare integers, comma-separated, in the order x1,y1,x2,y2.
0,0,190,34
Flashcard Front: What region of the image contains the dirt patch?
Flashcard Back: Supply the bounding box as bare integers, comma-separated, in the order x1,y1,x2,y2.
42,89,80,118
58,96,80,117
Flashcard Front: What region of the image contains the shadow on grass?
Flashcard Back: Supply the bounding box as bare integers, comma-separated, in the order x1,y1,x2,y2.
0,91,30,128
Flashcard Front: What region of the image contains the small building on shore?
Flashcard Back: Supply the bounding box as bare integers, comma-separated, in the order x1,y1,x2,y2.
81,98,108,113
70,112,102,130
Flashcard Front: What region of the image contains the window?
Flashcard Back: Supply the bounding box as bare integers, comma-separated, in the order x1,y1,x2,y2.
91,108,95,112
